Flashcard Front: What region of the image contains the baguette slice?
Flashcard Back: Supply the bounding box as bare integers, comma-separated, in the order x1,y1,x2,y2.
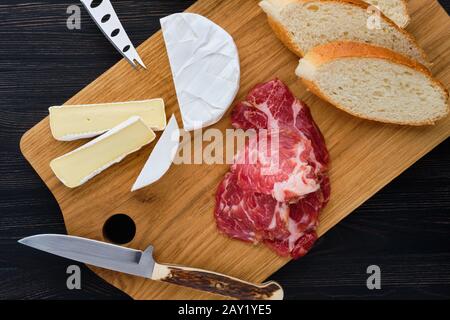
259,0,427,65
364,0,410,28
296,41,449,125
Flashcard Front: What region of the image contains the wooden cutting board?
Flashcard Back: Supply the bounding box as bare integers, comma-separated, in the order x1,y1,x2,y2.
20,0,450,300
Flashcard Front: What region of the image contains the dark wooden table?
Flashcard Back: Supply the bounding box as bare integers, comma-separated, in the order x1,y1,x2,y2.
0,0,449,300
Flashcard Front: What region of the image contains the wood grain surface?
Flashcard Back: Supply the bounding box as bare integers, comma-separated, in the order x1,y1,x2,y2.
1,0,448,300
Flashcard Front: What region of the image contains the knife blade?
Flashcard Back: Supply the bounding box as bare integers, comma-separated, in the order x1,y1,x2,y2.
19,234,284,300
80,0,146,69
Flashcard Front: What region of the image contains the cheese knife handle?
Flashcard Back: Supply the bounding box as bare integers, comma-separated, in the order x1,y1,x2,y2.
151,262,284,300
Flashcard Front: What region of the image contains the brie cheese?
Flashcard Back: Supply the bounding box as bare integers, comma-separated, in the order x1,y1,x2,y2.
50,116,156,188
161,13,240,131
132,115,180,191
49,99,166,141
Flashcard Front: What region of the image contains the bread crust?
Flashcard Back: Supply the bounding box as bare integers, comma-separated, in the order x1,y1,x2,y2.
400,0,410,26
396,0,411,27
364,0,410,28
297,41,449,126
259,0,426,64
306,41,431,75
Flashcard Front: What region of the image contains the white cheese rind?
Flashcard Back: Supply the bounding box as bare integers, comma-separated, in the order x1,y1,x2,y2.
161,13,240,131
50,116,156,188
131,115,180,191
49,99,166,141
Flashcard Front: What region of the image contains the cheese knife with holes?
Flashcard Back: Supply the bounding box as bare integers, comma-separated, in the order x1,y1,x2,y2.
80,0,146,68
19,234,284,300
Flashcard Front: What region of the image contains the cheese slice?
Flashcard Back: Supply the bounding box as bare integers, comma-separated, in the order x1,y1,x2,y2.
132,115,180,191
161,13,240,131
49,99,166,141
50,117,156,188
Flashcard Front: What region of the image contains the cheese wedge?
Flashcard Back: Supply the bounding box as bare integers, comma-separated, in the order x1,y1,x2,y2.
161,13,240,131
49,99,166,141
50,117,156,188
132,115,180,191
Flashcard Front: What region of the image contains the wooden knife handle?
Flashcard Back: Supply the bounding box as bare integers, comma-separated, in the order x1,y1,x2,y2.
152,262,284,300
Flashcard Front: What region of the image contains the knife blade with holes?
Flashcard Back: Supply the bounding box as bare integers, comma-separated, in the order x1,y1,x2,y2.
80,0,146,69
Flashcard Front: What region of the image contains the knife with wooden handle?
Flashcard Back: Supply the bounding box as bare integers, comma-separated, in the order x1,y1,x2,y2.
152,263,283,300
19,234,283,300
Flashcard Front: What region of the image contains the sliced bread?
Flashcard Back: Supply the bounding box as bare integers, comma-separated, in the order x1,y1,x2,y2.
364,0,410,28
295,41,449,125
259,0,427,65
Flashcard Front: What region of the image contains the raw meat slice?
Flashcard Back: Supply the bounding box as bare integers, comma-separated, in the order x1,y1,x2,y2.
232,79,329,166
233,128,321,202
215,172,330,259
265,175,330,258
232,79,329,202
215,172,282,243
215,79,330,259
